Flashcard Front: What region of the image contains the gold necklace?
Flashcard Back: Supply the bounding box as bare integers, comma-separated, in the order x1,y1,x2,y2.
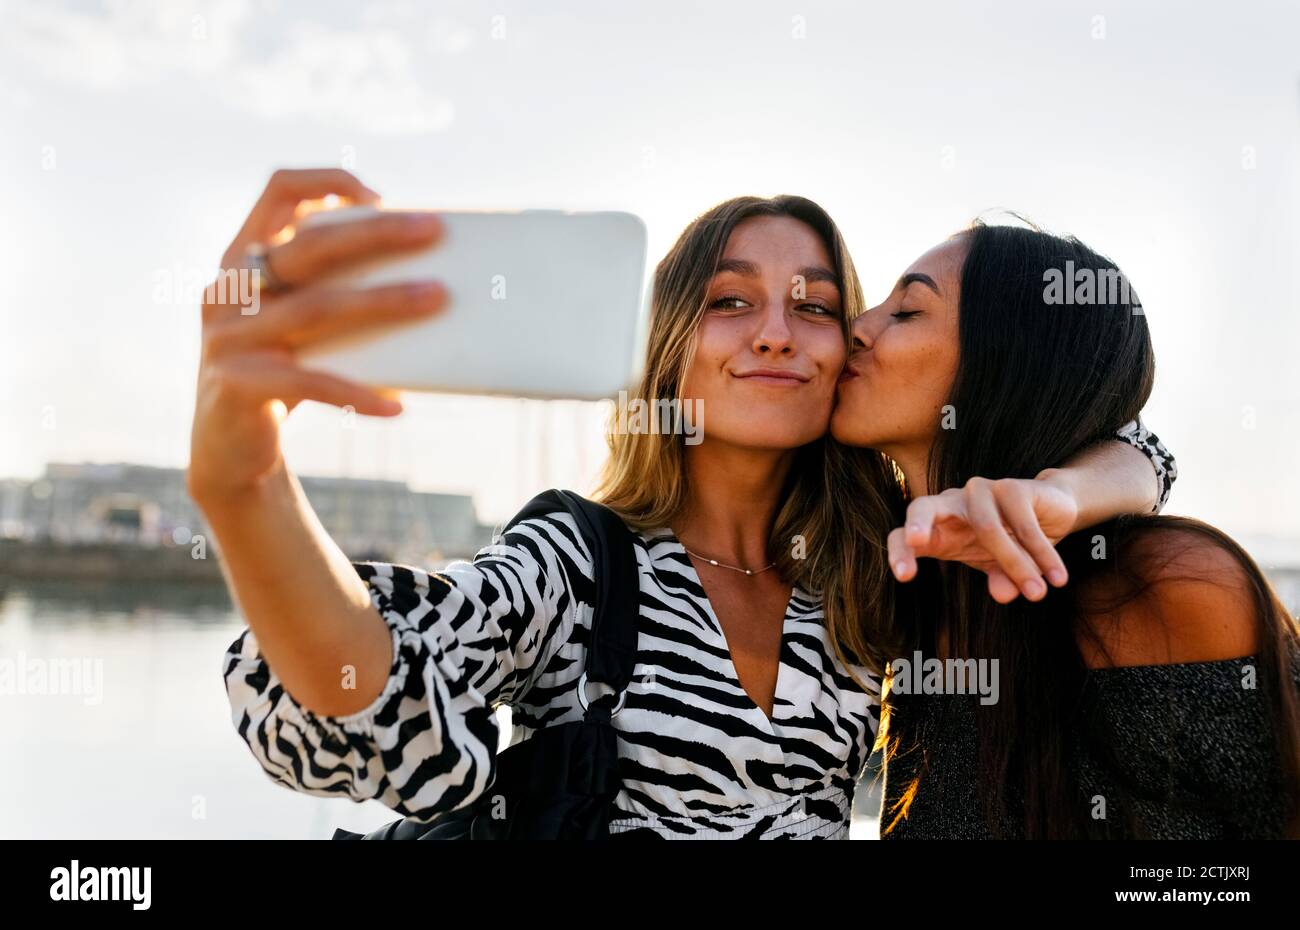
681,544,777,577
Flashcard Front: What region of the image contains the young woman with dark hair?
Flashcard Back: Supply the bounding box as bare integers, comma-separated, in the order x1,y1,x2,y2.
830,221,1300,838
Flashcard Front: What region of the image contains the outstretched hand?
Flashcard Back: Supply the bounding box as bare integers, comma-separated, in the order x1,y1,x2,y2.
888,476,1080,603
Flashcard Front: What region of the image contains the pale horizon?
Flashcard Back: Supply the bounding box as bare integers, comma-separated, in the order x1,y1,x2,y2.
3,0,1297,545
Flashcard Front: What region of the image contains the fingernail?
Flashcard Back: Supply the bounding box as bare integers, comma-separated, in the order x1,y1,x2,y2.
894,561,908,578
1048,568,1068,586
406,212,441,234
1024,578,1046,599
407,281,443,300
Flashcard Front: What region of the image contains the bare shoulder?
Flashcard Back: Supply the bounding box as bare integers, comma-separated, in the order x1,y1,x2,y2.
1076,521,1261,669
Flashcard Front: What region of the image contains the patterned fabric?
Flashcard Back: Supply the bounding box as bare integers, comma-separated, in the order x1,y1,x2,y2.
224,514,881,839
1115,417,1177,512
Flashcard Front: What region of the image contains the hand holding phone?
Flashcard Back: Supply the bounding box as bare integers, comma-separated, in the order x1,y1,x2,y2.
190,170,449,503
296,206,649,400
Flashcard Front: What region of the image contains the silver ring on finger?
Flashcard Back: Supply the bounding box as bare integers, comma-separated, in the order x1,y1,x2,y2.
241,243,289,294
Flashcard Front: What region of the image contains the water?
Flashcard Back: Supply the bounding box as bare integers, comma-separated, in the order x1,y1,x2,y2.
0,581,405,839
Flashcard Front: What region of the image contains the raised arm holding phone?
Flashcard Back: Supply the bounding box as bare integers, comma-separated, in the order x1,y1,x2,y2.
189,169,445,717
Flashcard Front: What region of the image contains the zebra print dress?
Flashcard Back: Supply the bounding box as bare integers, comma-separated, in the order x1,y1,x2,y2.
222,420,1175,840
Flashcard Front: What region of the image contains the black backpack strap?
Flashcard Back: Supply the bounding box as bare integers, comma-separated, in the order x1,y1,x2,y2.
336,489,639,840
501,489,639,693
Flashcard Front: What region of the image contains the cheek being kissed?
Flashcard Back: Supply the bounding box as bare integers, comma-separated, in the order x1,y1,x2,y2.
681,214,848,451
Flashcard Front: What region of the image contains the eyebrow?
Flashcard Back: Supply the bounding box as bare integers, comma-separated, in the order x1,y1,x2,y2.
714,258,840,287
898,272,941,295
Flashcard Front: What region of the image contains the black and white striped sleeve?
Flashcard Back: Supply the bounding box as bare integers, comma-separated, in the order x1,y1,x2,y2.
1114,416,1177,512
221,512,592,820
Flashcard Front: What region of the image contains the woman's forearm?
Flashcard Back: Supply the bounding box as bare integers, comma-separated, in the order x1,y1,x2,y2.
1037,440,1159,533
194,459,393,718
189,170,444,721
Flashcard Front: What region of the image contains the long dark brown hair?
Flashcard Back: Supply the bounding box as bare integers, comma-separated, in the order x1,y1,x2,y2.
877,221,1300,837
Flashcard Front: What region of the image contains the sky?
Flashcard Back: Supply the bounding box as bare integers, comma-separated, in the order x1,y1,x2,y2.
1,0,1297,556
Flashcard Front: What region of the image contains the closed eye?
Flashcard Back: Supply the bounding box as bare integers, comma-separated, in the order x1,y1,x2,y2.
891,309,920,320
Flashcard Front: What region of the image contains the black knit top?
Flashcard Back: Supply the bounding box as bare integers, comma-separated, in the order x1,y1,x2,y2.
879,654,1299,839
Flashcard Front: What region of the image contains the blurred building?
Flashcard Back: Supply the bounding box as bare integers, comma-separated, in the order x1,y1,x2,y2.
0,462,494,569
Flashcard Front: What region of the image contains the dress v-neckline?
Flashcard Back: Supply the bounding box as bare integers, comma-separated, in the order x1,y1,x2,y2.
648,528,798,728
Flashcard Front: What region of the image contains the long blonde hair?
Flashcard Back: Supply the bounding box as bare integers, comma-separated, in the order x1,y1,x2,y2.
592,195,904,681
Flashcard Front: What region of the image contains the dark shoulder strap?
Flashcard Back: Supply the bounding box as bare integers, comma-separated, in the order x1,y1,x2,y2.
502,489,639,692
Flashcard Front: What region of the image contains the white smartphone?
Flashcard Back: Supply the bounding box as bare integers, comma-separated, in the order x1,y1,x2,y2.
295,206,649,400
